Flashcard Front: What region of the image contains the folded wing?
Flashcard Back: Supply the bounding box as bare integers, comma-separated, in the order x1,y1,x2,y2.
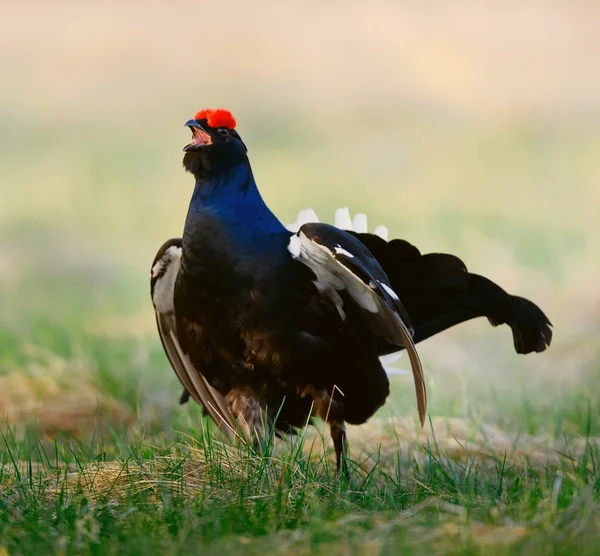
288,223,427,426
150,238,239,439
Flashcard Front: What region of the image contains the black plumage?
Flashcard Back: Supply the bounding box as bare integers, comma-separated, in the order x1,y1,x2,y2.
151,108,552,476
347,233,552,355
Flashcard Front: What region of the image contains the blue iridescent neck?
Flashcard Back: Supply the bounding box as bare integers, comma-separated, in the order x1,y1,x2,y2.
184,157,287,236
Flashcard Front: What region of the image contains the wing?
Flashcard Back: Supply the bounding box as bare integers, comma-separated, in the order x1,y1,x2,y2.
288,223,427,426
151,238,239,439
347,232,553,354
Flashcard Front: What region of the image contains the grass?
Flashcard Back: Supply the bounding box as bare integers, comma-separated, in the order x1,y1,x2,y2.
1,320,599,554
2,1,600,553
2,401,600,555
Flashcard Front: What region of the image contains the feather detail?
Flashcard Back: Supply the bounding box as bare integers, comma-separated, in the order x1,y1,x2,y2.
288,207,389,239
151,239,240,439
334,207,353,230
373,225,389,240
288,223,427,426
286,208,320,232
352,213,368,233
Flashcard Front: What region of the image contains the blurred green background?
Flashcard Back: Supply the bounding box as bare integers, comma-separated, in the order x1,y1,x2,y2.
1,1,599,435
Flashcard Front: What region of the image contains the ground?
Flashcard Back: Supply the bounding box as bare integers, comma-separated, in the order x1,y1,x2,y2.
1,2,600,554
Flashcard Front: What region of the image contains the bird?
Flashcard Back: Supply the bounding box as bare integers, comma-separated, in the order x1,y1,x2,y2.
161,211,412,406
151,108,552,476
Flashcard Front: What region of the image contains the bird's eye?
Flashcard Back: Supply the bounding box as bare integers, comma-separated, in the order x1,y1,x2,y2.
217,127,229,136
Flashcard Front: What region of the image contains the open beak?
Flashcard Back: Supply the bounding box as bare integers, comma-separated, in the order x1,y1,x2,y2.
183,120,212,151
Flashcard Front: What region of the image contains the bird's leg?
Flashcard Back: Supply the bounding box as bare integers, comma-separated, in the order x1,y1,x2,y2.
330,422,349,481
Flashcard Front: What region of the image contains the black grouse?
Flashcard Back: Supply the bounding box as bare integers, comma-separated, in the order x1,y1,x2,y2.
151,108,552,475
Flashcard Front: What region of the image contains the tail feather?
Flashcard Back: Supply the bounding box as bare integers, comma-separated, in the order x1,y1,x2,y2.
454,274,552,354
497,295,553,354
350,232,553,355
422,274,552,354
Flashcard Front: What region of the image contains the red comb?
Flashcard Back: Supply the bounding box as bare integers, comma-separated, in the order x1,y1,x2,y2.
194,109,211,121
193,108,236,130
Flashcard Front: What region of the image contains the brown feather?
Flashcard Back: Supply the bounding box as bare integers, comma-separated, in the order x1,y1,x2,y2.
154,310,239,439
388,311,427,426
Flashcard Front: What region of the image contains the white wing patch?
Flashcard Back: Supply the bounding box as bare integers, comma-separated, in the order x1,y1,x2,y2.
367,279,398,301
288,231,380,318
380,282,400,301
152,246,182,313
334,245,354,258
